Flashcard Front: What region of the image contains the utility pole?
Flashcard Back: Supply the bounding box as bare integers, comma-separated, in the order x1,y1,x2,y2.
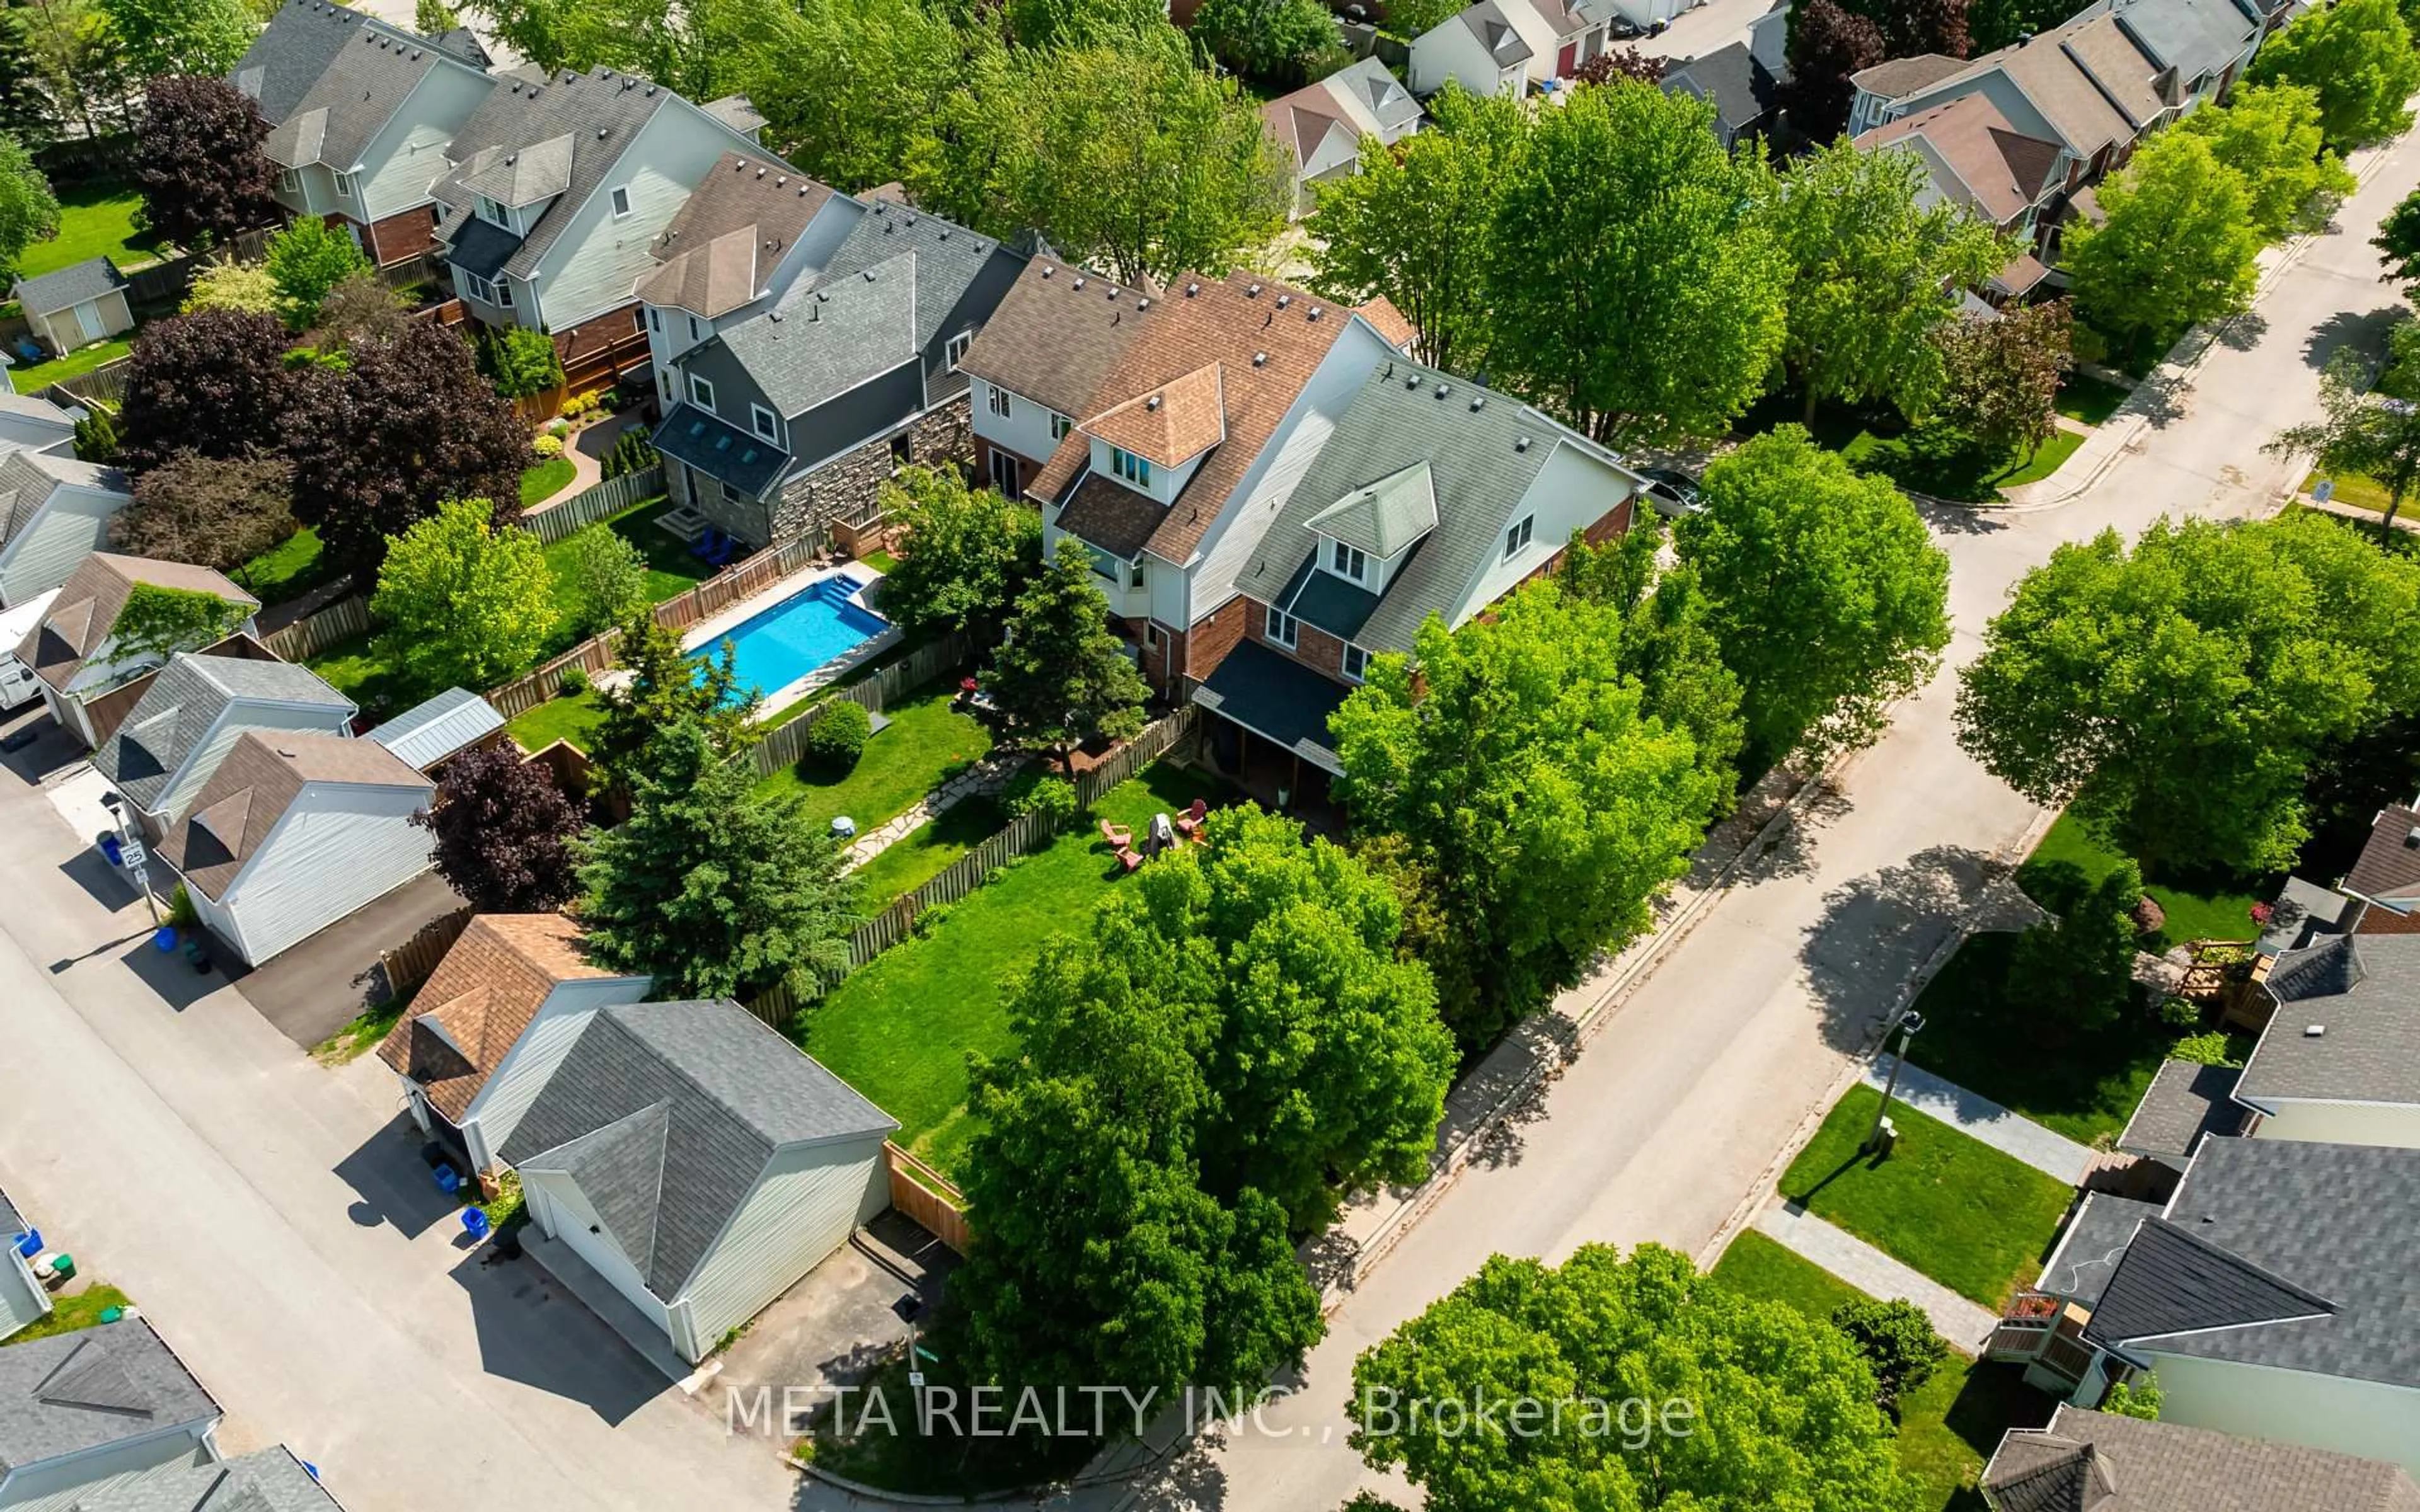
1865,1009,1925,1155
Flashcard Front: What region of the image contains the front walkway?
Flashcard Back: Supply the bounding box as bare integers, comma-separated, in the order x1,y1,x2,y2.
1752,1201,1998,1349
1859,1059,2094,1185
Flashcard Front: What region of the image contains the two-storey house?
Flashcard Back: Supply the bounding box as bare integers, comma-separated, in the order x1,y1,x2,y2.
1856,93,2073,298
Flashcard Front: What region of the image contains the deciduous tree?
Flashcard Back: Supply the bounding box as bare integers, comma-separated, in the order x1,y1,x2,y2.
1676,427,1951,771
562,522,649,637
1331,578,1720,1048
414,743,584,912
113,448,292,571
1780,0,1883,142
117,307,298,474
0,130,55,283
1192,0,1344,89
2249,0,2420,150
19,0,138,146
1572,44,1662,84
1955,512,2420,874
981,537,1148,753
178,255,276,315
718,0,964,191
264,214,371,329
1003,0,1163,46
2271,316,2420,534
99,0,253,77
1308,83,1524,375
308,270,411,352
1933,300,2072,462
576,718,858,997
477,322,565,399
2014,857,2143,1034
2174,81,2354,241
1829,1298,1952,1420
1768,139,2010,424
1487,80,1787,444
875,464,1041,641
1352,1245,1916,1512
2374,185,2420,299
135,77,272,250
370,496,557,695
2065,132,2261,362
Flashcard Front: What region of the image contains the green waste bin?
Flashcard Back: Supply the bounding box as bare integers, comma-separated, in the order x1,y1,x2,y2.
43,1253,72,1283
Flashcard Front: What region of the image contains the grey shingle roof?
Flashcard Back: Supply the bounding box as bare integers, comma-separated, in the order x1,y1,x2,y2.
432,67,672,282
652,403,790,497
1985,1404,2420,1512
2115,1060,2245,1165
0,1320,218,1474
0,447,127,547
231,0,374,125
2238,935,2420,1108
1455,0,1533,64
2342,802,2420,912
1327,56,1422,134
458,131,574,207
2088,1138,2420,1389
715,250,919,420
2257,874,2354,956
258,25,442,173
13,258,126,315
91,653,355,813
2118,0,2262,84
364,686,502,770
67,1445,346,1511
1662,42,1777,133
2039,1191,2162,1304
0,1186,21,1239
1192,638,1352,765
1306,461,1438,560
500,1000,894,1301
815,201,999,358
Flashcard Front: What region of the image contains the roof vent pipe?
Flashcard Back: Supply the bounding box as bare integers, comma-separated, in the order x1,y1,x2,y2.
1253,352,1267,365
1276,294,1291,309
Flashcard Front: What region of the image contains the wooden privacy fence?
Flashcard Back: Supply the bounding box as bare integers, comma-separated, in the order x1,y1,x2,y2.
377,906,473,998
742,632,974,781
884,1143,972,1254
519,465,664,544
1073,705,1199,808
847,803,1063,965
118,225,276,311
37,359,132,410
260,593,376,662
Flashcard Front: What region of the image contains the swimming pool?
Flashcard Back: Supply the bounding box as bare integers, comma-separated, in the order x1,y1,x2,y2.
692,572,890,704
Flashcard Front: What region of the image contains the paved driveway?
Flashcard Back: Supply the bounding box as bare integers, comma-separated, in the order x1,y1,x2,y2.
236,871,464,1048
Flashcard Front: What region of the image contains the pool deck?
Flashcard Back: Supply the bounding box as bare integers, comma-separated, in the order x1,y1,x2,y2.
682,560,901,721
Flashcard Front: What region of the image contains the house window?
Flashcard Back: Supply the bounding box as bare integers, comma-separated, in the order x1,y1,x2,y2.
476,193,509,226
277,168,301,193
1051,413,1073,441
1267,607,1298,649
989,449,1020,496
1111,447,1151,487
1330,540,1368,583
1342,644,1368,682
632,306,645,332
688,315,702,342
647,306,662,335
462,270,511,308
610,185,632,218
660,370,674,403
333,170,357,198
688,372,715,411
986,382,1011,420
1503,514,1534,559
947,330,973,370
750,403,779,443
890,433,912,466
1129,560,1146,590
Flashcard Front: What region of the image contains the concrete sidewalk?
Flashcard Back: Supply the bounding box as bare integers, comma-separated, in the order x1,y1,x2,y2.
1752,1201,1998,1350
1861,1059,2094,1185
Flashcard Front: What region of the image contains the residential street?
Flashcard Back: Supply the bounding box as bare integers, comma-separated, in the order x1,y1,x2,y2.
1095,115,2420,1512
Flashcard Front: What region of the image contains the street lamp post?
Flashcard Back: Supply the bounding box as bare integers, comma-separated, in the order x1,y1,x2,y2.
98,790,159,927
1865,1009,1925,1155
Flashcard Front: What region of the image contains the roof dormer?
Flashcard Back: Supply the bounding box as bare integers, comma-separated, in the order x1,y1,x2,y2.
1305,460,1438,593
1081,362,1226,501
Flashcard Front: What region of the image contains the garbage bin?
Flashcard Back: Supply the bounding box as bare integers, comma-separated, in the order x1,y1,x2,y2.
461,1208,492,1242
98,833,123,867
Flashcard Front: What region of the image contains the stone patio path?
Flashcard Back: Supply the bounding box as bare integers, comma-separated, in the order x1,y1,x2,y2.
841,753,1025,872
1858,1058,2095,1185
1752,1201,1999,1349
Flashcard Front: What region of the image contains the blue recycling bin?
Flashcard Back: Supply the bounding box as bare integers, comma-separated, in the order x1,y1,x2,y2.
152,927,178,952
433,1166,462,1197
98,833,123,867
14,1228,39,1259
461,1208,492,1242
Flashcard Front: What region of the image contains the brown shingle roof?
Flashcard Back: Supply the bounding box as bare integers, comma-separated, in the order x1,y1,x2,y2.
2060,14,2166,127
955,257,1160,424
375,914,631,1123
1919,9,2137,158
1083,362,1226,467
1984,1404,2420,1511
636,151,837,319
154,730,428,900
2345,802,2420,912
1054,473,1167,561
19,553,259,696
1030,269,1388,566
1858,93,2065,224
1850,53,1966,99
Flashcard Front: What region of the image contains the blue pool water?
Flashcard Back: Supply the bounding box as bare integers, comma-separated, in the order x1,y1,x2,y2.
694,575,888,696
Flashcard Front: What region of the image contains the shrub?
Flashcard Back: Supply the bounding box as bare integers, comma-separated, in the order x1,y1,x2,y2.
1010,774,1076,830
602,428,659,480
532,433,565,458
166,883,198,929
802,700,873,771
1829,1298,1950,1419
72,406,119,465
480,324,564,400
557,665,590,696
2102,1374,2162,1420
2158,994,2202,1028
2172,1030,2244,1067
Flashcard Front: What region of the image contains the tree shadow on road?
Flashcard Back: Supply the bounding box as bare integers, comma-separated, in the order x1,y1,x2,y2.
2302,305,2404,373
2213,311,2269,354
1741,782,1855,886
1915,498,2012,537
1798,844,2001,1055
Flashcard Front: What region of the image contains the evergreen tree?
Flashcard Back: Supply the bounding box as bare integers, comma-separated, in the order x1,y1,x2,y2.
981,537,1148,754
588,609,761,787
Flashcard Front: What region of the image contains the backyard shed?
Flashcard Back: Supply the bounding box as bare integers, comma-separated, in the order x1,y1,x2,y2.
500,999,898,1363
11,258,134,359
365,687,507,772
0,449,131,610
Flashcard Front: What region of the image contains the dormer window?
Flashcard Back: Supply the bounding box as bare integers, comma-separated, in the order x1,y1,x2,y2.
1111,448,1150,487
1330,541,1368,583
475,193,509,227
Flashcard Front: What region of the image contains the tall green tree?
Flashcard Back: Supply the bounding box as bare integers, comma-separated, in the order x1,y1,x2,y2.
717,0,964,192
0,130,54,284
18,0,136,145
875,463,1041,641
1558,522,1747,800
2065,131,2262,361
2374,184,2420,299
2013,857,2143,1034
577,719,858,998
1955,512,2420,874
981,537,1148,753
1932,300,2073,462
2174,82,2354,241
414,742,584,913
118,307,299,473
562,521,650,636
1352,1245,1918,1512
264,214,371,329
135,74,276,250
2273,316,2420,534
911,28,1288,285
1676,427,1951,772
1768,139,2010,425
98,0,253,77
589,609,761,786
370,496,558,696
0,6,66,149
1331,578,1719,1048
1191,0,1344,89
1308,83,1524,375
2249,0,2420,150
1485,79,1787,444
1003,0,1161,45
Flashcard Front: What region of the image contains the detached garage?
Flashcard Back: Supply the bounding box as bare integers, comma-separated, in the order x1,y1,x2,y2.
499,999,897,1364
11,257,134,360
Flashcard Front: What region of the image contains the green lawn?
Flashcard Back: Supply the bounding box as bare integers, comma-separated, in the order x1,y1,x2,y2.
234,526,340,607
2302,467,2400,515
1779,1085,2075,1309
1843,426,2084,501
2018,811,2265,948
756,687,993,835
506,688,604,753
313,987,413,1065
304,633,413,719
8,336,132,392
534,496,711,651
797,764,1219,1179
2056,372,2133,426
1710,1232,2050,1512
9,1283,136,1343
858,548,899,573
1903,932,2170,1147
848,794,1008,912
20,181,166,280
520,456,576,508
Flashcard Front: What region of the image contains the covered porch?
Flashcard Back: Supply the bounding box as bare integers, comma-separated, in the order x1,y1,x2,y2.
1190,640,1349,836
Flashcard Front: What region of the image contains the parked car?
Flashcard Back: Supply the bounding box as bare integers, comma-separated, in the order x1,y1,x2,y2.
1637,466,1703,517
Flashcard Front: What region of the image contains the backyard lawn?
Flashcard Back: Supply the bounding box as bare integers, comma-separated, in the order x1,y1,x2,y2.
18,181,165,281
848,794,1007,911
1779,1085,2075,1309
520,456,576,508
1710,1231,2049,1512
2054,372,2133,426
1840,426,2084,501
2017,811,2265,948
305,633,412,718
756,686,993,835
535,495,710,646
234,526,340,606
505,688,604,753
8,335,133,392
9,1283,136,1343
797,763,1219,1179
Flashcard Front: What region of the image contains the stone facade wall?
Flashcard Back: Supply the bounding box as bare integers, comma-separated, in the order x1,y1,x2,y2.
764,395,976,546
365,205,438,267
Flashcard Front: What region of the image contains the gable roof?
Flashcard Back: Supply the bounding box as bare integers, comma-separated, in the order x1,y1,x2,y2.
1320,56,1422,135
2118,0,2264,85
255,20,446,173
0,1320,217,1474
154,730,430,901
955,257,1161,422
364,686,504,770
1662,42,1777,133
1908,3,2146,158
713,249,919,420
1852,53,1966,99
431,66,674,282
2342,800,2420,912
13,256,127,314
1082,362,1226,468
2237,934,2420,1109
813,198,1008,360
66,1444,347,1511
2114,1059,2243,1165
18,554,258,697
499,999,896,1300
1985,1404,2420,1512
1858,93,2066,224
636,152,843,319
2085,1138,2420,1390
374,913,630,1123
1030,270,1395,567
1456,0,1535,64
232,0,386,124
0,445,128,547
1265,98,1362,183
91,652,355,813
1306,461,1438,559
